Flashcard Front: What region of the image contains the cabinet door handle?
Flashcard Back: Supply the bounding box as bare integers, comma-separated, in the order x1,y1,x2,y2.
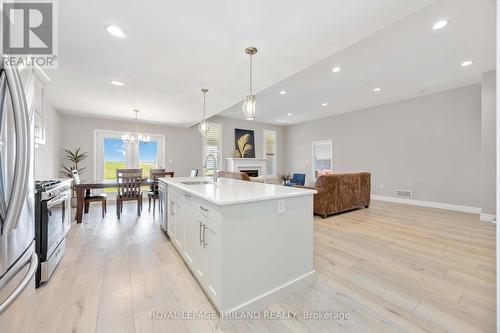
203,225,208,248
199,206,209,212
199,222,203,245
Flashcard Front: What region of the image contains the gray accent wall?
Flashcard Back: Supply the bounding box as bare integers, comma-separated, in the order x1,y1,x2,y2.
34,103,62,180
285,85,482,208
481,71,496,215
58,114,286,182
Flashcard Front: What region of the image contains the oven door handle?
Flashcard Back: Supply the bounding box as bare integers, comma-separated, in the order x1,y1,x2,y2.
47,193,69,209
1,65,30,235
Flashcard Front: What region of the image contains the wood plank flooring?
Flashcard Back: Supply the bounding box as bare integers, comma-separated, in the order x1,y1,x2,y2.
17,200,496,332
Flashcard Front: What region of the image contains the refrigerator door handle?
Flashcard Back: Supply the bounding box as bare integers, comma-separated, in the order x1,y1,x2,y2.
1,65,30,234
0,252,37,314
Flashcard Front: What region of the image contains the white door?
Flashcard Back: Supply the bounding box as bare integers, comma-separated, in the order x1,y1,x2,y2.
205,218,221,301
174,197,184,250
94,130,165,182
183,196,196,265
167,198,176,239
194,211,208,283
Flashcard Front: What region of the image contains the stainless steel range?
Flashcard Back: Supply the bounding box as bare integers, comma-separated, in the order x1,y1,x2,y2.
34,179,72,287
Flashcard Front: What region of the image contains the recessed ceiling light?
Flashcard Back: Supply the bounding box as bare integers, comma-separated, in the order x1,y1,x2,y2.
280,90,287,95
287,113,292,116
105,25,126,39
111,80,125,86
432,20,448,30
373,87,382,92
322,102,328,106
461,60,473,67
332,66,341,73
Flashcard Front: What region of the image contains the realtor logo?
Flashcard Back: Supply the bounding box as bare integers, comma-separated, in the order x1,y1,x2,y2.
1,1,57,68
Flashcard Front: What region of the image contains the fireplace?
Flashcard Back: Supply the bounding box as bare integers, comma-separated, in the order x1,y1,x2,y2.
224,158,267,176
240,169,259,177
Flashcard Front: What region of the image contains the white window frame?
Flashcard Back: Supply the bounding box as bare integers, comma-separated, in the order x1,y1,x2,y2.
263,129,277,176
201,122,223,175
94,129,165,182
311,139,333,180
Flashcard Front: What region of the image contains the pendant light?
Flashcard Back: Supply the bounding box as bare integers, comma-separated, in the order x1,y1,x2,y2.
122,109,150,143
199,88,209,136
242,47,258,120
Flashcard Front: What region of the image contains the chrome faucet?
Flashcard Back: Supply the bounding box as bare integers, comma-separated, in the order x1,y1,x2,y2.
204,153,218,181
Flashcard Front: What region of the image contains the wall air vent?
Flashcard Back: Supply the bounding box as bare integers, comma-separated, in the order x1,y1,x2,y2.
395,189,412,199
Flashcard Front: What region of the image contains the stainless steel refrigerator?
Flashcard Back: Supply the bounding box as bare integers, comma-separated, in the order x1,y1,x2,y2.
0,62,38,331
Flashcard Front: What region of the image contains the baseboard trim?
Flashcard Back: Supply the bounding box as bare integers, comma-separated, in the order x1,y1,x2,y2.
480,214,496,223
219,271,317,329
371,195,481,214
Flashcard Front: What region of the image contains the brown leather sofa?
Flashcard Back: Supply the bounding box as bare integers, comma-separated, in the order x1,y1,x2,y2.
217,171,251,181
299,172,371,218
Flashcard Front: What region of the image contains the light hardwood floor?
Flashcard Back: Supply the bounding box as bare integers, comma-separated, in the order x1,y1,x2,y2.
22,200,495,333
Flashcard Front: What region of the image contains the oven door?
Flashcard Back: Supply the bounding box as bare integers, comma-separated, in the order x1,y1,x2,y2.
46,192,69,258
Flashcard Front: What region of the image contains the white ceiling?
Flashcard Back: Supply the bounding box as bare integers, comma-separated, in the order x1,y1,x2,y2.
45,0,438,127
220,0,496,124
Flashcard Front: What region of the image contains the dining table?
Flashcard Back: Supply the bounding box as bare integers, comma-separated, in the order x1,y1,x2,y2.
73,179,153,223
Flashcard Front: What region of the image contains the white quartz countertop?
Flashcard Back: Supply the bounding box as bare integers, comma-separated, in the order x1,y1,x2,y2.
159,177,317,206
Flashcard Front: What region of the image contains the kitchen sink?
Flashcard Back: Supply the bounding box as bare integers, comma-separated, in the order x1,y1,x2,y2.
180,180,212,185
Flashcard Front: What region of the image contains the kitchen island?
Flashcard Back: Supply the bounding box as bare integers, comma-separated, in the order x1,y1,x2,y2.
158,177,316,328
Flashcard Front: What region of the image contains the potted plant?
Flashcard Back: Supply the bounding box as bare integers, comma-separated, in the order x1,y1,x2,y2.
279,172,291,185
60,147,88,207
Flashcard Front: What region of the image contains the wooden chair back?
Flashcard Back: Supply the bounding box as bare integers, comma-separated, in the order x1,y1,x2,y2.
151,171,174,193
116,169,143,198
149,168,165,179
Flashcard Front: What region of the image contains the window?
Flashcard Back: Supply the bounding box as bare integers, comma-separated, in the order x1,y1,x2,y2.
95,130,165,183
263,129,277,176
312,139,333,179
202,123,222,176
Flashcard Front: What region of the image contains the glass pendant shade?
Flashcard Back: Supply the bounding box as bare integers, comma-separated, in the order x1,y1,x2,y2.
243,95,258,120
199,88,209,136
199,119,208,136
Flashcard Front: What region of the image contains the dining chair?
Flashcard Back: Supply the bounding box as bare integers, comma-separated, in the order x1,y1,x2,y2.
116,168,143,219
72,169,107,218
148,171,174,215
190,169,199,177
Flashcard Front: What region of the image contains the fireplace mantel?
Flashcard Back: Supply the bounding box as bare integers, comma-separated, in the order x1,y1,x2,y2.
224,158,267,176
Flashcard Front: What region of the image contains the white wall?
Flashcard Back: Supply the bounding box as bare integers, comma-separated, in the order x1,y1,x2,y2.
34,103,62,180
481,71,496,217
285,85,482,208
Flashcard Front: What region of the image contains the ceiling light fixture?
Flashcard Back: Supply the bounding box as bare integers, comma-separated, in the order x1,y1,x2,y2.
279,90,287,95
287,113,292,116
242,47,258,120
461,60,473,67
105,25,126,39
373,87,382,92
332,66,341,73
111,80,125,86
322,102,328,106
122,110,150,143
432,20,448,30
199,88,209,136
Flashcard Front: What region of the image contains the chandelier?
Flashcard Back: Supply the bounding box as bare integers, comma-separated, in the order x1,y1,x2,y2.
199,88,209,136
242,46,258,120
122,109,150,143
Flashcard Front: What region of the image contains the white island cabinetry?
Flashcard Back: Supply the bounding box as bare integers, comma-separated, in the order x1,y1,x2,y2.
160,177,316,328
